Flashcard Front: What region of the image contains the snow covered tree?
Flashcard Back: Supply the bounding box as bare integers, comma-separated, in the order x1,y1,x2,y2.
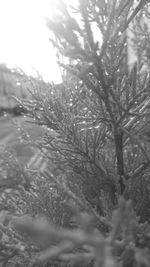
40,0,150,220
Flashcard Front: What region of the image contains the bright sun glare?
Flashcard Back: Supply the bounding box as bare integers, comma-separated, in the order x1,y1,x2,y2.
0,0,66,83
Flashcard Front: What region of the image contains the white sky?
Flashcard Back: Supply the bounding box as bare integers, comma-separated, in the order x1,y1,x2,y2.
0,0,64,83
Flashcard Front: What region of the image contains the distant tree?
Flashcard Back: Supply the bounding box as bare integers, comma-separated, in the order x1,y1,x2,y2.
131,3,150,69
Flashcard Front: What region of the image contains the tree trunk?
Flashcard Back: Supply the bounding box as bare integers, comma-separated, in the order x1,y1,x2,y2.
114,128,125,194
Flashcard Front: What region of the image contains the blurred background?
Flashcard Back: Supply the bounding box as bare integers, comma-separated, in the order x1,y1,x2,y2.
0,0,63,167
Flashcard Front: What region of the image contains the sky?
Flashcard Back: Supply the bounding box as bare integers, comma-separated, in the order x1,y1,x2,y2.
0,0,65,83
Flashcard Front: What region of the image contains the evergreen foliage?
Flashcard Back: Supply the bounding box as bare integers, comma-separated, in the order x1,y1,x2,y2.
0,0,150,266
